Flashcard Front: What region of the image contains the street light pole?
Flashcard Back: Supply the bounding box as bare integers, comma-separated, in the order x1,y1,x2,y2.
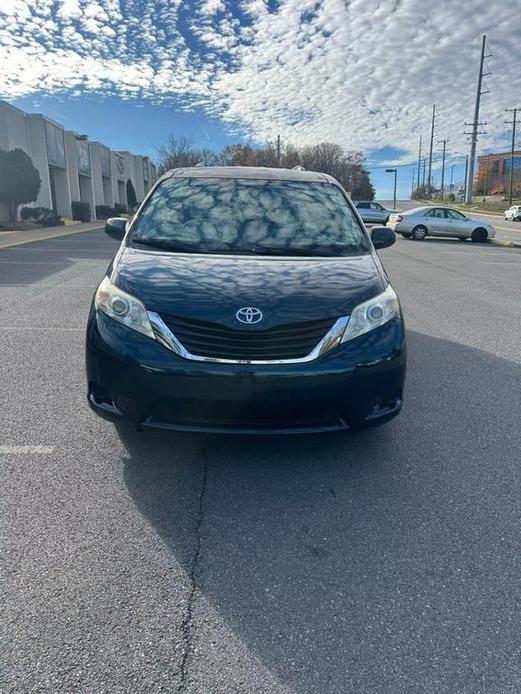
386,168,397,210
417,135,422,191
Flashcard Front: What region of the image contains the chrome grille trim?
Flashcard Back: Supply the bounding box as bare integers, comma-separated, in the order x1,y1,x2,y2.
147,311,349,365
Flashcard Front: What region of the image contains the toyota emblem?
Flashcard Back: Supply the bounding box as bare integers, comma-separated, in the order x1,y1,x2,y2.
236,307,263,324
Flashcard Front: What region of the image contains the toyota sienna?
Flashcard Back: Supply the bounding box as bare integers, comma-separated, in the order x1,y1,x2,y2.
86,166,406,434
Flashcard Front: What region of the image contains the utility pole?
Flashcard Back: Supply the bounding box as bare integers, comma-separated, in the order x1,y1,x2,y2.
417,135,422,191
411,168,416,198
463,154,469,202
464,35,491,203
427,104,436,194
276,134,281,166
505,108,520,205
438,139,448,199
422,157,427,189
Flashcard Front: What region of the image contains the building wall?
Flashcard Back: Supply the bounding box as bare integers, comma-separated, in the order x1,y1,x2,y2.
65,132,81,202
65,132,95,220
0,102,30,152
111,152,129,208
0,103,37,220
0,100,156,222
477,151,521,194
25,116,54,212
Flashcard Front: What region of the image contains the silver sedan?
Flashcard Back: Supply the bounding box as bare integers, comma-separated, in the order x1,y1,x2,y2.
353,201,396,224
387,206,496,242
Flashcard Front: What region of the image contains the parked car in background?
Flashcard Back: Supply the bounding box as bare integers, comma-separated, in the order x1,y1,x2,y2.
354,201,396,224
387,206,496,242
504,205,521,221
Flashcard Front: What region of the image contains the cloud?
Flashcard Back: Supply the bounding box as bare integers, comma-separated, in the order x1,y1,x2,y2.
0,0,519,161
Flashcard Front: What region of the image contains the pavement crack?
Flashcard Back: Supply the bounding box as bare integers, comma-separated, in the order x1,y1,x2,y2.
179,456,209,692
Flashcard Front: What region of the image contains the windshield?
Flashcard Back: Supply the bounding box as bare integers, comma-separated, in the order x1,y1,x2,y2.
130,177,370,257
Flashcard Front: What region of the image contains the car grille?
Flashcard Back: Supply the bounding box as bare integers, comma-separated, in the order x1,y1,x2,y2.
160,314,336,361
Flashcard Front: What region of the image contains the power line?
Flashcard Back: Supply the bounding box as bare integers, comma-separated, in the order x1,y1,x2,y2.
367,153,467,171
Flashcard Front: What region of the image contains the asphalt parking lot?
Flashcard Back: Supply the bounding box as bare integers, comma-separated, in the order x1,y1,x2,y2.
1,229,521,693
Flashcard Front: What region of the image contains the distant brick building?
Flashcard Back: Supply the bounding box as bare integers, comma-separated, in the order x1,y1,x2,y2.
476,151,521,195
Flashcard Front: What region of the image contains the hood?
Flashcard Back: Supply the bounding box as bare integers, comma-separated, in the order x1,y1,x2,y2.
112,248,386,328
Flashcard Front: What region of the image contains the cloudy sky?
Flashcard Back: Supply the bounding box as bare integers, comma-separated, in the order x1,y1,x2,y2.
0,0,519,196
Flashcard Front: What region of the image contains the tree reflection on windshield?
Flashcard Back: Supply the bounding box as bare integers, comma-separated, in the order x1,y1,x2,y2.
131,177,370,257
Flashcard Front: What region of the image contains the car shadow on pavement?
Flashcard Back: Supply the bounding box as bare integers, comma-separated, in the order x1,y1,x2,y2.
0,230,113,287
118,330,521,694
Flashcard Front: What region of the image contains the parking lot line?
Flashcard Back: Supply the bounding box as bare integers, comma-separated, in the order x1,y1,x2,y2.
0,445,55,454
0,225,103,250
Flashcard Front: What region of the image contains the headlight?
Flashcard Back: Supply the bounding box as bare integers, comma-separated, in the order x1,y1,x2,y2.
341,284,400,343
95,276,155,339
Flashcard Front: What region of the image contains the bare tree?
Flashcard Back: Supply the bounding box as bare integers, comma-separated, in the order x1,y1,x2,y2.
157,135,375,200
157,135,216,175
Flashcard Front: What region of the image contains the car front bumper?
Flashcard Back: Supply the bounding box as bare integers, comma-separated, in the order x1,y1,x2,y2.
86,311,407,434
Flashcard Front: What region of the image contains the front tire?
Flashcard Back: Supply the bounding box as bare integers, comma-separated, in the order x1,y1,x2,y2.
471,227,488,243
411,225,428,240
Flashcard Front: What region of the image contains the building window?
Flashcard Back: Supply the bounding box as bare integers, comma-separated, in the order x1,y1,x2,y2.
504,156,521,174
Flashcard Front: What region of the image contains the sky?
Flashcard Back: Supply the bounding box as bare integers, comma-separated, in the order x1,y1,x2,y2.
0,0,519,199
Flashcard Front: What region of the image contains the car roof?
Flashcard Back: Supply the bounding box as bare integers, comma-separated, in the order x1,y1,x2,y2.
403,206,434,215
161,166,336,184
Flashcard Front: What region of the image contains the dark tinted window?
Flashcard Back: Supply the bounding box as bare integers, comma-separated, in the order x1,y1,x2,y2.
446,209,466,220
426,208,446,218
131,177,369,257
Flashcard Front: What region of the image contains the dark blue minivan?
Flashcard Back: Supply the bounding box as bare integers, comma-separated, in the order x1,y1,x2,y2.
86,166,406,434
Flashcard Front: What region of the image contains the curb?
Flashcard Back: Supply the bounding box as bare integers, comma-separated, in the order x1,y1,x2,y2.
454,207,504,218
488,239,515,248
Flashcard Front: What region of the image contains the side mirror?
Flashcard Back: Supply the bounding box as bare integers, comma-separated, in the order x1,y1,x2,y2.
105,217,127,241
371,225,396,250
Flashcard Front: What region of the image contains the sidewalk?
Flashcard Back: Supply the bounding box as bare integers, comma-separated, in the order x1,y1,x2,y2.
0,221,103,250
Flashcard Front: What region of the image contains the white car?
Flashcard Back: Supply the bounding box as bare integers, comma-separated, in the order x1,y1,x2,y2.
504,205,521,222
387,206,496,242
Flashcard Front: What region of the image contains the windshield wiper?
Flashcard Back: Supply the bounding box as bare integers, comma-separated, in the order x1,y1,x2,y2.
131,236,201,253
250,245,344,257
